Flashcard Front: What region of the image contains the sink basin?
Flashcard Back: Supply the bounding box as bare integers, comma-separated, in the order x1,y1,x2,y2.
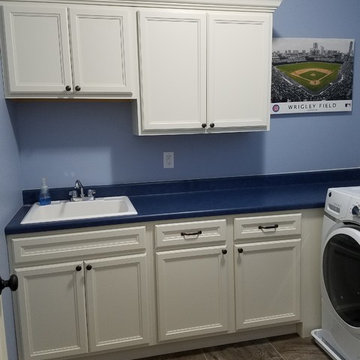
21,196,138,224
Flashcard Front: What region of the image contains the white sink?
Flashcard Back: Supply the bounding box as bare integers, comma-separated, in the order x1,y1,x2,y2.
21,196,138,224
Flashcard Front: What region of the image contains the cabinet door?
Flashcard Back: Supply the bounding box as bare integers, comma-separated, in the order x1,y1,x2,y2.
138,10,206,132
235,239,301,329
1,5,72,95
69,7,134,95
207,13,272,130
85,254,150,352
156,246,229,341
15,263,88,360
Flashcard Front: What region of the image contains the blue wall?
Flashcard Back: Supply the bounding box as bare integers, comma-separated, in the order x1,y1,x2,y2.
0,60,22,360
13,0,360,190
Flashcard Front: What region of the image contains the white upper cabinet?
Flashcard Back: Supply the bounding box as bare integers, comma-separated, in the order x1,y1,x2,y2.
69,7,134,95
0,0,281,133
207,12,272,130
136,9,273,135
138,10,207,132
1,5,72,95
1,4,136,97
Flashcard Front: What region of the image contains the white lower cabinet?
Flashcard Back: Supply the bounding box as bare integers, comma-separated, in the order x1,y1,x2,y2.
85,254,150,352
234,239,301,329
15,255,150,360
234,214,301,329
9,211,302,360
155,219,230,341
15,262,88,360
156,246,229,341
10,226,151,360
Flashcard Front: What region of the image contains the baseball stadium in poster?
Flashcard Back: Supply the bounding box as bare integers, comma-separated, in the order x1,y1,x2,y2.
271,38,354,114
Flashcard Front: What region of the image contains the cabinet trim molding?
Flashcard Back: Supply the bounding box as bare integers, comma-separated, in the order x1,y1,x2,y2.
2,0,283,13
11,226,147,265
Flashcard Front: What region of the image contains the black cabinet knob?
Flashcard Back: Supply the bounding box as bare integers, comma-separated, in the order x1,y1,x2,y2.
238,248,244,253
0,274,18,294
201,123,207,128
86,264,92,271
209,123,215,128
75,85,81,91
65,85,71,91
76,265,82,271
222,249,227,255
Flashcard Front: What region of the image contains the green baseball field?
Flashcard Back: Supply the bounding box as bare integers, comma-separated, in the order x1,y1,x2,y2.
276,62,342,93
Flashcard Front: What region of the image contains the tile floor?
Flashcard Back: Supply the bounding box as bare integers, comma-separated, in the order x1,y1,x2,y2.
145,334,331,360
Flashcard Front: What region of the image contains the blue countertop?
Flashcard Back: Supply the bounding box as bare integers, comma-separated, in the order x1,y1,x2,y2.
5,169,360,235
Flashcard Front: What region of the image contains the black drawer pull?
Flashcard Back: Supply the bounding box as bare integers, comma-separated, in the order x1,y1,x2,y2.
238,248,244,254
258,224,279,230
181,230,202,237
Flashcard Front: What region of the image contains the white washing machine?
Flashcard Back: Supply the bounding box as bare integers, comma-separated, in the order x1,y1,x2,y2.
312,186,360,360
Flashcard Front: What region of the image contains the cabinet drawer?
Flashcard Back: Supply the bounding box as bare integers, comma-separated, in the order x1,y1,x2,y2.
155,219,227,248
11,226,146,265
234,214,301,241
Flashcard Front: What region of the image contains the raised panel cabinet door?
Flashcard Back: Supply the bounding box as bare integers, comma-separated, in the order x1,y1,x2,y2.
207,12,272,130
69,7,134,95
235,239,301,329
156,246,229,341
85,254,150,352
1,5,72,95
138,10,207,131
14,263,88,360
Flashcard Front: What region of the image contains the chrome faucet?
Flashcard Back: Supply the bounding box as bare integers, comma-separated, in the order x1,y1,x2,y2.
74,179,85,199
69,180,96,201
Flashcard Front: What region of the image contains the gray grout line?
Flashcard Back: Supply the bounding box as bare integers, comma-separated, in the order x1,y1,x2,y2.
267,339,287,360
202,350,207,360
202,348,210,360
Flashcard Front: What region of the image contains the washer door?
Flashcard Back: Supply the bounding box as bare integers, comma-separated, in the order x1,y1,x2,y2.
323,227,360,328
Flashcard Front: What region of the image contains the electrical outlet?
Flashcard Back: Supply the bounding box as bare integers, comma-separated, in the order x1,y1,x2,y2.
163,152,174,168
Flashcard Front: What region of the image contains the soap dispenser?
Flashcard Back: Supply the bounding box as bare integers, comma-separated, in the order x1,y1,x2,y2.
39,178,51,205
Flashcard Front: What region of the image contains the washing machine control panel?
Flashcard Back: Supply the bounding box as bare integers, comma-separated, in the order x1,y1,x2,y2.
325,186,360,220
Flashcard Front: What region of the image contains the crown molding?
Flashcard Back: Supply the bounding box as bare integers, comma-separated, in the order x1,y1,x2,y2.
3,0,283,12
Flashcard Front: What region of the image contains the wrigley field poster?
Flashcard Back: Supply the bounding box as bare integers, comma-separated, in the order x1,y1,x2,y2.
271,38,354,114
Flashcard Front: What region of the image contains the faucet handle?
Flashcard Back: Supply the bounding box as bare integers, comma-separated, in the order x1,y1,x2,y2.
69,190,77,200
87,189,96,199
